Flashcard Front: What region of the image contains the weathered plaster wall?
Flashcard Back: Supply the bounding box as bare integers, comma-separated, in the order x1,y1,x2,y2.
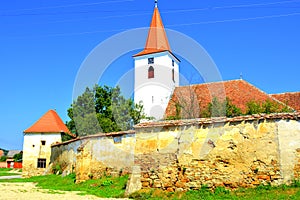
51,131,135,182
277,120,300,183
22,133,61,177
50,113,300,191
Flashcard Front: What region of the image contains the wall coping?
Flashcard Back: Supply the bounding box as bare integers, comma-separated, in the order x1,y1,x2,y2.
134,112,300,128
51,130,135,147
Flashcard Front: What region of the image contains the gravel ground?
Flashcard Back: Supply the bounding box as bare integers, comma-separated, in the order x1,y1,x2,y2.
0,182,128,200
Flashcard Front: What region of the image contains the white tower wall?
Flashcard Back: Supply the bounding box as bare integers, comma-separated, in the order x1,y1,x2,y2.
134,51,179,119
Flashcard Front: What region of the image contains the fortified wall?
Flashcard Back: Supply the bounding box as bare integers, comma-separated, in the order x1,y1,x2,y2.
51,113,300,191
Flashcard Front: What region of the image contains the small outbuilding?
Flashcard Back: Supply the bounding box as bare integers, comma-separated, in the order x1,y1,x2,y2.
22,110,74,177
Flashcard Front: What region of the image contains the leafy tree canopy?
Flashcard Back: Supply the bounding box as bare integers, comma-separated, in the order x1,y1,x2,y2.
66,85,146,137
13,153,22,162
0,156,7,162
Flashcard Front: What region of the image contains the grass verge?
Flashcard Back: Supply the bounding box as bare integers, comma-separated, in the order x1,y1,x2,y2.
0,168,20,176
0,173,128,198
130,183,300,200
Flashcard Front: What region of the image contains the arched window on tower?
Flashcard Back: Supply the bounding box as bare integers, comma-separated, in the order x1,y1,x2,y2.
148,66,154,79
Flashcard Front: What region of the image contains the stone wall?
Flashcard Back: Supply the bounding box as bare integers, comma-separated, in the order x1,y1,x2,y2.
50,113,300,190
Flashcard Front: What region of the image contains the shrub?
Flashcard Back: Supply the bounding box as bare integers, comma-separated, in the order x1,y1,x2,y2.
52,164,62,174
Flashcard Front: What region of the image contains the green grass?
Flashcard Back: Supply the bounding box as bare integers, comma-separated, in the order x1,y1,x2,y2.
0,168,20,176
130,184,300,200
0,173,129,198
0,168,13,172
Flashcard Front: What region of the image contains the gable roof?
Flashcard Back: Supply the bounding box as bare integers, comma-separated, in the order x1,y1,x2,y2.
134,6,171,57
7,150,22,158
24,110,72,135
165,79,286,118
271,92,300,112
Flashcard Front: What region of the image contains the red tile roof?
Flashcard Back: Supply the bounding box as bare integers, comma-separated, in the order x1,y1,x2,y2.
24,110,73,136
271,92,300,112
134,7,171,57
165,79,286,118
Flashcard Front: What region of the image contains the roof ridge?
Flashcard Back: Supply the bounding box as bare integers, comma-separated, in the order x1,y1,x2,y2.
243,81,294,109
176,79,244,89
49,110,67,132
271,91,300,95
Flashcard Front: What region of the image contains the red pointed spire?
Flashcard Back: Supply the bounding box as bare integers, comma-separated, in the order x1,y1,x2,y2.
134,3,171,57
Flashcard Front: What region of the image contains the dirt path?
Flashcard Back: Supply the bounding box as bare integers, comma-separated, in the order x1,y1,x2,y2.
0,182,128,200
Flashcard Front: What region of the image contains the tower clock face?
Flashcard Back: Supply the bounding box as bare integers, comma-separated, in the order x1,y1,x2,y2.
148,57,154,64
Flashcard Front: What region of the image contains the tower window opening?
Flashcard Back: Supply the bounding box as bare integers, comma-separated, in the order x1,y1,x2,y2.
172,69,175,82
172,60,174,67
148,57,154,64
152,96,154,103
148,66,154,79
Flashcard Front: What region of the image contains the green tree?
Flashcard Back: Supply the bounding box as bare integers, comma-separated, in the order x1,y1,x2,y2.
13,153,22,162
246,100,263,115
246,100,293,115
67,85,146,136
202,97,242,118
0,156,7,162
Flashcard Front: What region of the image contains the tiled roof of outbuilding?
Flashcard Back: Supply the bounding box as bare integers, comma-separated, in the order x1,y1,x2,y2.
24,110,73,136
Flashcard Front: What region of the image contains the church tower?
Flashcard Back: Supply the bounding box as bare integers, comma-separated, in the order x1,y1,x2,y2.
133,0,180,120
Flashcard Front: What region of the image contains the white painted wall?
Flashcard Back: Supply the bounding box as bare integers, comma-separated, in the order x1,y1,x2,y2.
22,133,61,176
134,51,180,119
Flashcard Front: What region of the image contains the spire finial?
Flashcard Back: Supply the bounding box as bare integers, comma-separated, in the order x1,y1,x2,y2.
155,0,158,8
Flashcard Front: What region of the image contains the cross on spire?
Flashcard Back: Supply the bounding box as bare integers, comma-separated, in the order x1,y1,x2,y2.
155,0,158,8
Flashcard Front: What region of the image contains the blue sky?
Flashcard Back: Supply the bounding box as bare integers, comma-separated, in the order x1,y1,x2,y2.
0,0,299,150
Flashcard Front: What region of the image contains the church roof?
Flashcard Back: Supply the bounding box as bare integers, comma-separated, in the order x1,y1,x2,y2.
24,110,73,136
165,79,288,118
271,92,300,112
134,5,171,57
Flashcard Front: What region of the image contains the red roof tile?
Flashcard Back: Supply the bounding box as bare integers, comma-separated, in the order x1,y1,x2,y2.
134,7,171,57
165,79,286,118
24,110,73,136
271,92,300,112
